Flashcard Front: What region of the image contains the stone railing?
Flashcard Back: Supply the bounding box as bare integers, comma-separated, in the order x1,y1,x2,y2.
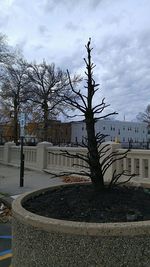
0,142,150,181
116,149,150,179
0,146,4,161
0,142,38,170
46,146,88,172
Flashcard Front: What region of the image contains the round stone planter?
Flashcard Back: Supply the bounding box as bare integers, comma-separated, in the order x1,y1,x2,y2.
12,184,150,267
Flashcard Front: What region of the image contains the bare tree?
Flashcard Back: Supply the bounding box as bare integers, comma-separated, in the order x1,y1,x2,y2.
27,60,80,140
50,39,135,192
0,58,30,144
137,104,150,126
0,33,16,65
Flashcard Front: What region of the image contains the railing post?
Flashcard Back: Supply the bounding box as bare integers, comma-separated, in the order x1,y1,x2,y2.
3,142,15,164
36,142,52,170
131,158,135,174
116,160,122,174
139,158,144,178
123,158,127,171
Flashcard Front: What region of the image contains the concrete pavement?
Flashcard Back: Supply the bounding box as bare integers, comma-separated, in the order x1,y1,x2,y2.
0,164,64,196
0,164,64,267
0,163,150,197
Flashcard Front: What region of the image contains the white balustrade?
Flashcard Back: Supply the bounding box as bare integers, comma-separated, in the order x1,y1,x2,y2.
117,149,150,179
0,146,4,161
23,147,37,167
0,142,150,181
10,147,20,164
46,147,88,173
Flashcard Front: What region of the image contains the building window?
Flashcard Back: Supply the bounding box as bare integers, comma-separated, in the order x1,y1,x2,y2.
103,126,105,130
123,137,125,142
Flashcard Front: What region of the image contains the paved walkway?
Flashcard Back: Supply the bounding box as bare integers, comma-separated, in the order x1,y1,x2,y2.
0,165,65,267
0,163,150,197
0,164,64,196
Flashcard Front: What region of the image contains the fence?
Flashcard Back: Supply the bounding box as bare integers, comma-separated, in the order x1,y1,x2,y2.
0,141,150,181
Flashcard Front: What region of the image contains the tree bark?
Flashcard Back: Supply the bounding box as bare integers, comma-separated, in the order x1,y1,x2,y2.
43,101,49,141
85,111,104,191
85,40,105,191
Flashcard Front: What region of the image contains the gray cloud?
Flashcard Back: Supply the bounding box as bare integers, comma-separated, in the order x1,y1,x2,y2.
1,0,150,121
44,0,103,13
65,22,79,32
38,25,48,35
15,37,28,51
91,29,150,120
0,14,9,28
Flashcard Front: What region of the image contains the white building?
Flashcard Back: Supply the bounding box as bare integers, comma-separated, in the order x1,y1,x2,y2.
71,119,148,146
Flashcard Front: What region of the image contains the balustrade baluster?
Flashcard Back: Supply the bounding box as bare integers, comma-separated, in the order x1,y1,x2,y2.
131,158,135,174
139,158,144,178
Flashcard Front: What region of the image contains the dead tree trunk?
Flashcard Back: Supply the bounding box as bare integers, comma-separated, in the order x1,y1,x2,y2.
49,39,135,192
85,111,104,190
43,100,49,141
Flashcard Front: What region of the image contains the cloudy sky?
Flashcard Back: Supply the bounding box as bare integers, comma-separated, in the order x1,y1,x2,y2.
0,0,150,121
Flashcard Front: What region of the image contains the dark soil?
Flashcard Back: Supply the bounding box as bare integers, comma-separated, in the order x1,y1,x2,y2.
23,184,150,223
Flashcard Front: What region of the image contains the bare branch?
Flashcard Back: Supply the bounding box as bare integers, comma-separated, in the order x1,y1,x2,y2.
95,111,118,121
67,69,87,109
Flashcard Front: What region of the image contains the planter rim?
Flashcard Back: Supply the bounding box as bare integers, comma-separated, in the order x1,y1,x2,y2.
12,183,150,237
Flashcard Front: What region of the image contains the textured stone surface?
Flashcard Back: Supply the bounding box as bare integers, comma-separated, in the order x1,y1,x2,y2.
12,217,150,267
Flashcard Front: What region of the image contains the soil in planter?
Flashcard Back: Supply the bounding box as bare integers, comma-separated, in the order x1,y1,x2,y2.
23,184,150,223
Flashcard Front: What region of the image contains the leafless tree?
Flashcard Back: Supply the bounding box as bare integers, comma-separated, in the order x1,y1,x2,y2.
0,58,30,144
27,60,80,140
0,33,16,65
50,39,135,192
137,104,150,127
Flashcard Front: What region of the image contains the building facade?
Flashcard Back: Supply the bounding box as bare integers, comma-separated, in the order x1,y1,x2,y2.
71,119,148,145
